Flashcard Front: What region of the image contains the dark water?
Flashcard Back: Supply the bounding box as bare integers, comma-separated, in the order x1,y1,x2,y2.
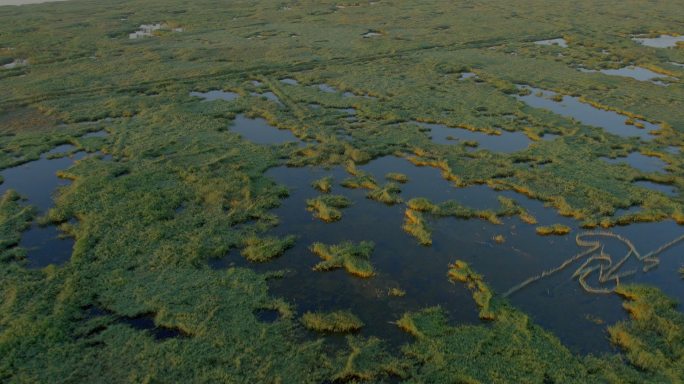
230,114,300,145
516,86,659,140
0,150,87,268
85,307,184,340
215,155,684,354
601,152,668,173
0,150,85,212
412,121,531,153
190,90,239,101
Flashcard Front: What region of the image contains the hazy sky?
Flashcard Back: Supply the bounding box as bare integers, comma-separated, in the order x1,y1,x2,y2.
0,0,68,5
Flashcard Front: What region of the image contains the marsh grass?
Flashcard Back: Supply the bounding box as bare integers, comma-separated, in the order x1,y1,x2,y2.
536,224,572,236
311,241,375,277
402,209,432,246
241,235,296,262
311,176,333,193
448,260,496,320
366,182,402,205
300,310,364,333
0,190,35,262
306,194,351,222
385,172,408,183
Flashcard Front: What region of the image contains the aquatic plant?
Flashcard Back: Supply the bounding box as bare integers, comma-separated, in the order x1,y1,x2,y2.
536,224,572,236
448,260,496,320
311,176,333,193
506,231,684,296
241,235,296,262
402,209,432,246
366,182,402,205
311,241,375,278
300,310,364,333
0,190,35,262
385,172,408,183
306,194,351,222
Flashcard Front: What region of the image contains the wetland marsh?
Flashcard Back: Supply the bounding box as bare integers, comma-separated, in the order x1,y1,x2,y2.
1,0,684,382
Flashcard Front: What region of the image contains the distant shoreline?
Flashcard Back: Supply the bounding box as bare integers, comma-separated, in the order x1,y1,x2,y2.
0,0,69,5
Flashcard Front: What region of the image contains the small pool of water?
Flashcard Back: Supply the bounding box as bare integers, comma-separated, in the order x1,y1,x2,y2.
129,24,162,39
592,66,674,85
412,121,531,153
280,78,298,85
634,180,678,196
230,114,300,145
190,90,239,102
83,130,108,138
19,224,74,269
362,31,382,38
2,58,27,69
0,150,87,268
515,85,659,140
250,91,283,106
633,34,684,48
459,72,478,80
0,151,86,213
601,152,668,173
534,38,567,47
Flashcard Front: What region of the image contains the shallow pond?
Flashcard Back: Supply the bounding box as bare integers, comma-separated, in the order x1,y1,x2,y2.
515,85,659,140
582,66,675,85
633,34,684,48
0,149,87,268
601,152,668,173
412,121,530,153
214,155,684,354
458,72,478,81
190,90,239,101
534,38,567,47
230,114,300,145
633,180,678,197
280,78,298,85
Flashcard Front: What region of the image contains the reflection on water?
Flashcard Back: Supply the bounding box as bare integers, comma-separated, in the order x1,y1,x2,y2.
221,155,684,354
230,114,299,145
516,85,659,140
534,38,567,47
413,121,530,153
190,90,238,101
633,34,684,48
601,152,667,173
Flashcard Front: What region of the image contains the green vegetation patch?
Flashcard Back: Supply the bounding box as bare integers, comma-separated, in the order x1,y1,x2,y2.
536,224,572,236
301,310,364,333
0,190,35,263
306,194,351,222
310,241,375,278
241,235,296,262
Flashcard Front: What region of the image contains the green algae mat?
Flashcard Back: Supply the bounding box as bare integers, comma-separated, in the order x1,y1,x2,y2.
1,0,684,382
